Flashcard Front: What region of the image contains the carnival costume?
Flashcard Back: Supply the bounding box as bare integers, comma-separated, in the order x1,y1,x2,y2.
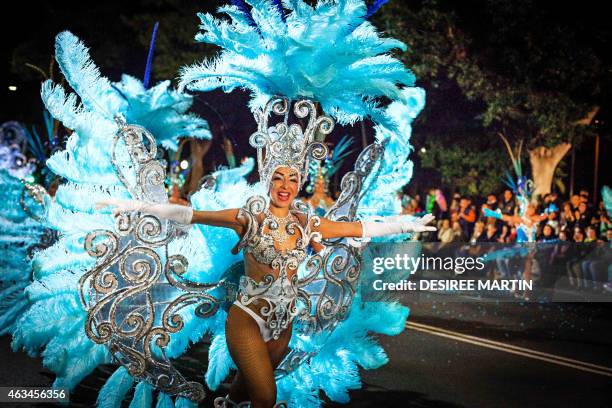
4,1,434,407
484,137,538,243
482,136,542,287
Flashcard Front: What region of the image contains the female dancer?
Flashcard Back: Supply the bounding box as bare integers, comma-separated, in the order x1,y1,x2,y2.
99,143,436,408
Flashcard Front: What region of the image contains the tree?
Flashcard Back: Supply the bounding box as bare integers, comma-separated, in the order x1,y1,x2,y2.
378,0,609,198
418,137,508,197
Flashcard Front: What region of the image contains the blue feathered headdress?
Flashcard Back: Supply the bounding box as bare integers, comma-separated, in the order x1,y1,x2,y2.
179,0,414,128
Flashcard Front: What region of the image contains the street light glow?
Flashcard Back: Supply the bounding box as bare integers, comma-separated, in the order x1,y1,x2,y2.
8,85,17,91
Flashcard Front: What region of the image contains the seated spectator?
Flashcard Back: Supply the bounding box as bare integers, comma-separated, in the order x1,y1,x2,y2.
584,225,598,243
573,227,585,243
437,219,455,243
538,224,558,243
481,194,500,223
485,194,499,211
561,202,576,232
575,202,590,230
508,226,517,243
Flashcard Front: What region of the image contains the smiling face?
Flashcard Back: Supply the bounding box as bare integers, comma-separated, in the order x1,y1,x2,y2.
269,166,300,208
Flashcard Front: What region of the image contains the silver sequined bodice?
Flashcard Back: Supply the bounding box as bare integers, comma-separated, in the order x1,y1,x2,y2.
234,195,321,339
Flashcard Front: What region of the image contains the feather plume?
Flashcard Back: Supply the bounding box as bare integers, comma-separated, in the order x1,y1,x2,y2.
8,31,210,408
603,186,612,215
97,367,135,408
271,0,287,22
155,392,175,408
175,397,198,408
180,0,414,128
129,381,154,408
205,333,234,389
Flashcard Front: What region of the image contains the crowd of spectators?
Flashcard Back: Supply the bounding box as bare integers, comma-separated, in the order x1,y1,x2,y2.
399,188,612,294
399,188,612,244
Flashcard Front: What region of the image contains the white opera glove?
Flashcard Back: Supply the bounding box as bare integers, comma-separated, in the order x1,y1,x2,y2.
361,214,436,238
95,198,193,225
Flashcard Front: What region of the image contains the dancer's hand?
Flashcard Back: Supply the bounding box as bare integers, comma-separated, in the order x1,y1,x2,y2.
361,214,436,237
414,213,436,228
383,213,436,232
401,215,437,233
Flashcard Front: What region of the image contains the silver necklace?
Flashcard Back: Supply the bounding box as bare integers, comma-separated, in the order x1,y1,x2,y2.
265,209,294,244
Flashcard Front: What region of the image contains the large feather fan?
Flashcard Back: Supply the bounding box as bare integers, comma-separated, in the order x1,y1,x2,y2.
8,31,211,400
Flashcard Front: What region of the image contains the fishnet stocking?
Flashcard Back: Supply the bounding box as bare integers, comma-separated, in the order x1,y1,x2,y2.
225,305,292,408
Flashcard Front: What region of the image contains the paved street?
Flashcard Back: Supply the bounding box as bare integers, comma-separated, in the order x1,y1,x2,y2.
1,298,611,407
327,296,612,407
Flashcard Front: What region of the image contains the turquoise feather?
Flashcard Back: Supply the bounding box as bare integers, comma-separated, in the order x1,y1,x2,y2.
205,333,235,390
129,382,154,408
179,0,414,128
174,396,198,408
155,392,175,408
97,366,135,408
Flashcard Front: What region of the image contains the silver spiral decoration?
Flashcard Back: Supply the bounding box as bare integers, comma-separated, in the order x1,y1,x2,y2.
80,116,221,402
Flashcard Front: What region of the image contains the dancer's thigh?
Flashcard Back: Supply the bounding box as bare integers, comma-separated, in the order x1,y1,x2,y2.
267,323,292,368
226,305,276,403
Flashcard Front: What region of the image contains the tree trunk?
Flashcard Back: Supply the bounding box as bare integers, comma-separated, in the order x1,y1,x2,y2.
530,106,599,200
529,143,571,198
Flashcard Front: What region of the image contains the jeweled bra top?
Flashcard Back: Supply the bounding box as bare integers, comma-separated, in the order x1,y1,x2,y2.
233,195,321,339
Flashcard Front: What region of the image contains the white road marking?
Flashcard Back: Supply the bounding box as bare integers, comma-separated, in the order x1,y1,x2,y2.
406,321,612,377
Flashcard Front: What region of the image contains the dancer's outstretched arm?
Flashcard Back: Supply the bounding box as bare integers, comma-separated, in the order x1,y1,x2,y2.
316,213,436,239
95,199,243,232
95,199,436,239
191,208,242,232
